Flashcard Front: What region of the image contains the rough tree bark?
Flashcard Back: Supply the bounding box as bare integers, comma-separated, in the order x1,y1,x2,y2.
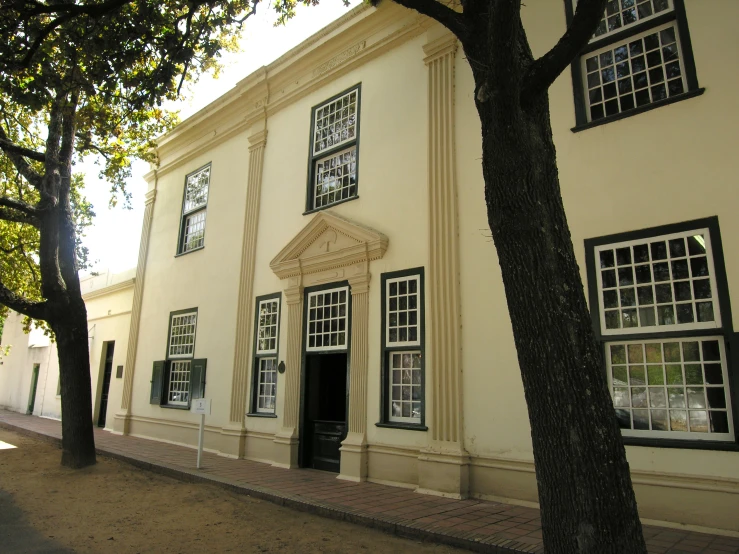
389,0,648,551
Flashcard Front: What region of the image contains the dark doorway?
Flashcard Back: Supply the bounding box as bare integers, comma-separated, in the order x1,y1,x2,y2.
27,364,40,415
301,353,348,472
97,341,115,427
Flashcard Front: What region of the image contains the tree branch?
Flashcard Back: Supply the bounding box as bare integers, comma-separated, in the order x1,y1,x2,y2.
0,137,45,162
390,0,469,42
0,280,49,321
0,126,43,189
521,0,606,104
0,196,40,217
0,207,39,226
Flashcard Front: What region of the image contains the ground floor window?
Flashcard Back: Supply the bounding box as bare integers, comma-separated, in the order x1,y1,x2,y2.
249,293,281,416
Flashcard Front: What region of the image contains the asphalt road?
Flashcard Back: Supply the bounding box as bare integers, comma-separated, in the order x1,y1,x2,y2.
0,490,73,554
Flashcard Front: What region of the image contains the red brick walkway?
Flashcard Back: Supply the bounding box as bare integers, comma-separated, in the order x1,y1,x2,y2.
1,410,737,554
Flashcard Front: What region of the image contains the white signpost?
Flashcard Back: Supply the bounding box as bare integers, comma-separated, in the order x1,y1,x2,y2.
191,398,211,469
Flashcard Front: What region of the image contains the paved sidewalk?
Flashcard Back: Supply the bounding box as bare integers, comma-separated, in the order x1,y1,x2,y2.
1,411,737,554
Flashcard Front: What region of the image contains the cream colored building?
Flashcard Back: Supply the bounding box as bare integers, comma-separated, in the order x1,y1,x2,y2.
112,0,739,534
0,269,135,430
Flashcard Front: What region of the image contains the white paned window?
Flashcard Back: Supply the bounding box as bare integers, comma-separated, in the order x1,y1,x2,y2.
595,228,720,335
178,164,210,254
168,360,191,405
168,312,198,358
313,147,357,209
607,338,733,440
308,86,360,211
256,358,277,413
306,287,348,351
256,299,280,354
386,275,420,346
389,351,423,424
578,0,672,41
583,23,686,121
313,89,358,155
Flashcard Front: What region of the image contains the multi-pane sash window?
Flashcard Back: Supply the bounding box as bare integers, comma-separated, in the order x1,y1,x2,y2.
381,270,425,427
168,311,198,358
168,360,191,405
306,287,348,351
178,164,210,254
251,295,280,414
586,219,735,443
307,86,360,211
568,0,700,125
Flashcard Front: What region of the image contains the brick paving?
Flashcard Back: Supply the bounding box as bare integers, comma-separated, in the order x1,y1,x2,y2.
1,410,737,554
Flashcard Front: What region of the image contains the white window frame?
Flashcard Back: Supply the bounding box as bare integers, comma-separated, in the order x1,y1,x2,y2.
178,164,210,254
577,0,674,43
167,360,192,406
312,88,358,156
255,357,277,414
388,350,423,424
256,298,280,355
168,311,198,359
306,286,349,352
594,228,721,336
385,275,421,347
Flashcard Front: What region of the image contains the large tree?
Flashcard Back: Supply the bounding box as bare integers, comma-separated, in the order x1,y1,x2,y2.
0,0,260,468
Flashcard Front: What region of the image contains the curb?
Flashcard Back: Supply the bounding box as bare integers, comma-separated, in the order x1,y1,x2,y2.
0,420,535,554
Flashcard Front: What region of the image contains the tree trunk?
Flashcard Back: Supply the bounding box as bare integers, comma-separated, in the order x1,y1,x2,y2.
473,69,647,553
52,296,96,469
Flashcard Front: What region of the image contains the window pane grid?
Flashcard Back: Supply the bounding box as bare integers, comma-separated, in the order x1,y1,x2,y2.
169,312,197,358
607,337,733,439
256,299,279,354
183,166,210,213
386,276,420,346
579,0,672,41
313,90,358,155
313,147,357,209
168,360,191,405
183,210,206,252
256,357,277,413
596,229,719,334
307,287,348,351
389,351,422,423
583,23,686,122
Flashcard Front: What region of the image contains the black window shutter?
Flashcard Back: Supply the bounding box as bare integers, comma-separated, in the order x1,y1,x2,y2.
190,358,207,400
150,360,166,404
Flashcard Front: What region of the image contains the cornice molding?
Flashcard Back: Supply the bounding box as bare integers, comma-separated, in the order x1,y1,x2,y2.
247,129,268,149
423,32,458,65
81,278,135,301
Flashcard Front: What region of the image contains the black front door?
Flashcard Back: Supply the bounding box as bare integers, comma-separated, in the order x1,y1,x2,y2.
302,353,348,472
97,342,115,427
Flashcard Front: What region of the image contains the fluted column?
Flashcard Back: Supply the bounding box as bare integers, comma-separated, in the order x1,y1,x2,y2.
339,272,370,482
113,186,157,435
228,130,268,428
417,31,470,499
272,282,303,468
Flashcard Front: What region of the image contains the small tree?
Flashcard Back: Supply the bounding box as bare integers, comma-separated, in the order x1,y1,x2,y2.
0,0,259,468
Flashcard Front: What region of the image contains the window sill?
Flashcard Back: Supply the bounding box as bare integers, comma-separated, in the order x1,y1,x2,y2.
246,412,277,418
622,436,738,452
161,404,190,410
571,88,705,133
375,422,427,432
175,246,204,258
303,195,359,216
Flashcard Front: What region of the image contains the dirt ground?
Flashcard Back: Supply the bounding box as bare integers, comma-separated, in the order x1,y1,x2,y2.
0,428,465,554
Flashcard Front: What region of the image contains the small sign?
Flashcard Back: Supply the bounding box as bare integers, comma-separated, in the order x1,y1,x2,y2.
116,365,124,378
191,398,211,415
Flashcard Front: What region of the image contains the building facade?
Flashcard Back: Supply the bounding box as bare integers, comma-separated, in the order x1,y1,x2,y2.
0,269,135,430
111,1,739,534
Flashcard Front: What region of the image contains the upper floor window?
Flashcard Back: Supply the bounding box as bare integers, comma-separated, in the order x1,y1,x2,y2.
178,164,210,254
585,218,736,444
306,86,360,212
569,0,701,127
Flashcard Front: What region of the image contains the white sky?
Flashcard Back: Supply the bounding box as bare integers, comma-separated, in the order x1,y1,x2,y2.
80,0,360,274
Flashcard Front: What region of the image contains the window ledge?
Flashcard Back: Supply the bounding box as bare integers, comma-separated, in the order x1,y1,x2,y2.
375,422,427,432
303,195,359,216
571,88,705,133
622,436,738,452
175,245,204,258
246,412,277,418
161,404,190,410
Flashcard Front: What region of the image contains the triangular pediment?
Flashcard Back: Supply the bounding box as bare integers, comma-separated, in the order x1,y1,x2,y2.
270,211,388,279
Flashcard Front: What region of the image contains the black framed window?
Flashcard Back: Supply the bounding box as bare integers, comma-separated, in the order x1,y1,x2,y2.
249,293,281,416
177,164,210,255
378,268,426,430
568,0,703,129
149,308,206,409
305,85,361,213
585,217,737,448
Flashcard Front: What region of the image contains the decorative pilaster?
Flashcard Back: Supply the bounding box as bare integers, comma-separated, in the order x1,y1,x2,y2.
228,129,269,433
113,186,157,435
339,272,370,482
417,32,470,499
272,282,303,468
